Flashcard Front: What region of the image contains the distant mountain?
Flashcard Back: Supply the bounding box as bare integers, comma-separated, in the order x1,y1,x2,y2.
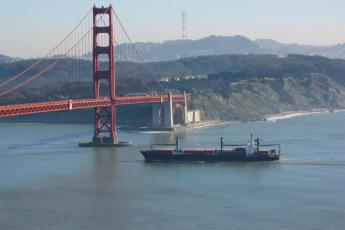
117,35,263,61
3,36,345,63
115,35,345,61
256,39,345,59
0,54,23,63
0,54,12,63
255,39,317,56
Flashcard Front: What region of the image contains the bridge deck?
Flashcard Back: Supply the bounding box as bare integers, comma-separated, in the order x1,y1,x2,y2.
0,95,186,117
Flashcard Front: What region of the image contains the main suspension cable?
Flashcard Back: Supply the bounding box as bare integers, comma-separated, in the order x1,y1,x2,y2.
112,8,166,93
97,16,153,94
0,26,94,97
0,7,111,97
0,8,93,88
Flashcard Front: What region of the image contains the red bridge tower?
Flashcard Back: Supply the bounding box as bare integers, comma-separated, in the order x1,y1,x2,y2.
0,4,192,147
90,5,122,146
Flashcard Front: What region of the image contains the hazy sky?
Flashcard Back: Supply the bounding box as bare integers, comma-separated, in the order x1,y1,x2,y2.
1,0,345,58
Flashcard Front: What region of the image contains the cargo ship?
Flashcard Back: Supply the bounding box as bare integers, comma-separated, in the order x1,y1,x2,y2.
140,135,280,162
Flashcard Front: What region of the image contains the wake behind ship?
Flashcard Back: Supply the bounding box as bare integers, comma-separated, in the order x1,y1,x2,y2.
141,135,280,162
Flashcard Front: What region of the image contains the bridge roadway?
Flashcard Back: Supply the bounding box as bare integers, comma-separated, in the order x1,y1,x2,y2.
0,94,186,117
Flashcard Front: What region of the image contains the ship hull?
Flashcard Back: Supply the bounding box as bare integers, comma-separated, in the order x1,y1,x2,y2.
140,149,279,162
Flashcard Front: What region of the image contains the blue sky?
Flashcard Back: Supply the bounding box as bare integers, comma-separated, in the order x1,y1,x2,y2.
1,0,345,57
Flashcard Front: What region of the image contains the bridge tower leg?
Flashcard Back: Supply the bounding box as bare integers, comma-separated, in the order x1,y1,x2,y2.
92,6,117,145
80,5,131,147
152,104,162,128
163,92,174,129
182,92,189,125
151,92,174,130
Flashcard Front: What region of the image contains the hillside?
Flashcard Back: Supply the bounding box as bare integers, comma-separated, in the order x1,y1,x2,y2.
256,39,345,59
0,54,12,63
2,54,345,122
177,72,345,121
118,35,262,61
5,35,345,63
4,53,345,86
117,35,345,61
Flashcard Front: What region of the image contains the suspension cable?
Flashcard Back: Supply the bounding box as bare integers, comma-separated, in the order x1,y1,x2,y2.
0,25,94,96
97,16,153,94
0,8,93,88
0,7,112,97
114,40,153,94
111,8,166,93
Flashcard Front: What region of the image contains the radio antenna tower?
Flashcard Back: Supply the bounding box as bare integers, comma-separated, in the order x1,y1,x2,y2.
181,11,187,40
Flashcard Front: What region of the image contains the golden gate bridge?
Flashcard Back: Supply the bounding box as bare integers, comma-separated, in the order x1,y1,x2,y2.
0,5,190,147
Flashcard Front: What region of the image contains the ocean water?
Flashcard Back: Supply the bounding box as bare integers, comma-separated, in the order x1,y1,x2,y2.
0,111,345,230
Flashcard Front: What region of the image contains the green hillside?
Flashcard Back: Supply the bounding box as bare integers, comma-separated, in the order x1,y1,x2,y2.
1,54,345,122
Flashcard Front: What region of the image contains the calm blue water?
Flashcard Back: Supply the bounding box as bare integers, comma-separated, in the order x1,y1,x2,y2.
1,111,345,230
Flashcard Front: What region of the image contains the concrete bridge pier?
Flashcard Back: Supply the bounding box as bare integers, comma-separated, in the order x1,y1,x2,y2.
163,92,174,129
152,92,174,130
182,92,189,125
152,104,162,128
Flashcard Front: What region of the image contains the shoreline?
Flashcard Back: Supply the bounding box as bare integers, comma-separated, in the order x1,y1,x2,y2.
264,109,343,122
175,120,235,131
185,108,345,130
